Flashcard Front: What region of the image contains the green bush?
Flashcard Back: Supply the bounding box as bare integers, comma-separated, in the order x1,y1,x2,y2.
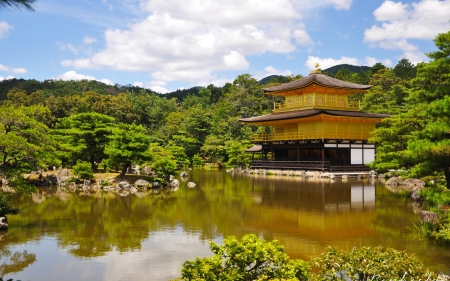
181,234,310,281
72,160,94,180
311,246,437,281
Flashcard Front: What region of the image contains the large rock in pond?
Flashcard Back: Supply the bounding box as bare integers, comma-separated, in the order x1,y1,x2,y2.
0,217,8,230
411,187,424,201
385,176,403,186
170,179,180,188
118,181,130,189
134,179,150,189
402,178,425,187
420,210,438,223
57,169,70,179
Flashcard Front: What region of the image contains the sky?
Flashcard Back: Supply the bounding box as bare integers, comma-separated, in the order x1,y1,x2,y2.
0,0,449,94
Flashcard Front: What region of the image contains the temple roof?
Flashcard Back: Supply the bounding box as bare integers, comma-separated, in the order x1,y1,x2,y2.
263,73,371,93
240,109,389,123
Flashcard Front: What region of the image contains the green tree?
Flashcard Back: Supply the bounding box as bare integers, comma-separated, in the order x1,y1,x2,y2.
0,106,56,175
104,123,153,176
361,69,409,114
370,31,450,188
181,234,310,281
55,112,115,171
225,140,252,168
0,0,36,11
370,62,387,76
393,58,417,81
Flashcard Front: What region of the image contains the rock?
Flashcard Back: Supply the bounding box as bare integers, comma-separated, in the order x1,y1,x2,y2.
134,179,150,188
0,217,8,230
411,187,423,201
1,179,8,186
152,182,162,188
57,169,70,179
187,182,196,188
181,171,188,178
118,181,130,189
142,166,152,176
170,179,180,188
402,178,426,187
420,210,438,223
69,182,77,190
47,174,57,185
130,187,138,194
58,176,71,185
385,176,403,186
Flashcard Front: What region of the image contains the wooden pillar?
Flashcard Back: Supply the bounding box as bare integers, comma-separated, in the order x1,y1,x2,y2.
321,142,325,170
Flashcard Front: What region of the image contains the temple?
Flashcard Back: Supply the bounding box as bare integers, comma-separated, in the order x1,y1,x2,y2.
239,69,389,171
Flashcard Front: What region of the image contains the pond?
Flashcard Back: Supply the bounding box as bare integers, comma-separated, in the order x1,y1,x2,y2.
1,169,449,280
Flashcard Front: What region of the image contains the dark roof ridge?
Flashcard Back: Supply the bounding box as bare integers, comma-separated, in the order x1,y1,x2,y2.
263,73,372,92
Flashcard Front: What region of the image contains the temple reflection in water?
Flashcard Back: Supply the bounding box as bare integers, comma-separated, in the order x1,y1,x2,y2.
245,176,377,259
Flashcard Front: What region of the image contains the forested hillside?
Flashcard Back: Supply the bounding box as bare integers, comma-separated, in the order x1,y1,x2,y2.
1,31,449,191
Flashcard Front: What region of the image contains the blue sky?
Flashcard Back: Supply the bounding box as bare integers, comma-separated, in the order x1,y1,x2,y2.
1,0,449,93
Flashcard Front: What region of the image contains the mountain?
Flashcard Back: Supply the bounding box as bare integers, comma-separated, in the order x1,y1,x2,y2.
323,64,371,76
258,75,283,85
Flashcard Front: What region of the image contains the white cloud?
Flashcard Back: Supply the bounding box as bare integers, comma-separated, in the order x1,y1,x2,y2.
373,1,409,22
60,0,323,86
83,36,97,44
305,56,359,70
255,66,293,80
0,75,15,81
290,0,353,10
53,71,114,85
364,56,393,67
0,63,27,74
364,0,450,63
0,21,12,38
133,80,171,94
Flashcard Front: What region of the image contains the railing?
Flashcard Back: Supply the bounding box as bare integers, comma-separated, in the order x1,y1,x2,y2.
249,132,372,142
251,160,330,170
273,100,360,113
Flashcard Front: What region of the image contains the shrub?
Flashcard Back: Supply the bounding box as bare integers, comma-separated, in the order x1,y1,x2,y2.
180,234,310,281
311,246,437,281
72,160,94,180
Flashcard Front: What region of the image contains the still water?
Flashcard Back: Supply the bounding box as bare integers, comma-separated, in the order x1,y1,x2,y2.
1,169,449,280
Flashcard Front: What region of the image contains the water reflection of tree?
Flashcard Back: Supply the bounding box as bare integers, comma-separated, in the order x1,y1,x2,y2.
0,235,36,279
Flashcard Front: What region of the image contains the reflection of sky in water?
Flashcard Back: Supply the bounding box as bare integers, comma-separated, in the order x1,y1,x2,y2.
5,228,215,281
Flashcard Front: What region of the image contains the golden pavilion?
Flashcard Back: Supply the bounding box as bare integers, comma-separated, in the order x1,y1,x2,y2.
240,69,389,171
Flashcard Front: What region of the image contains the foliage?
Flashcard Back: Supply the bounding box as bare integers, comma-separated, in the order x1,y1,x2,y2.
0,0,36,11
72,160,94,180
192,154,204,166
180,234,310,281
393,58,416,81
224,140,252,168
152,157,178,178
0,105,56,174
423,210,450,243
311,246,437,281
104,123,153,176
55,112,115,170
0,194,20,217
